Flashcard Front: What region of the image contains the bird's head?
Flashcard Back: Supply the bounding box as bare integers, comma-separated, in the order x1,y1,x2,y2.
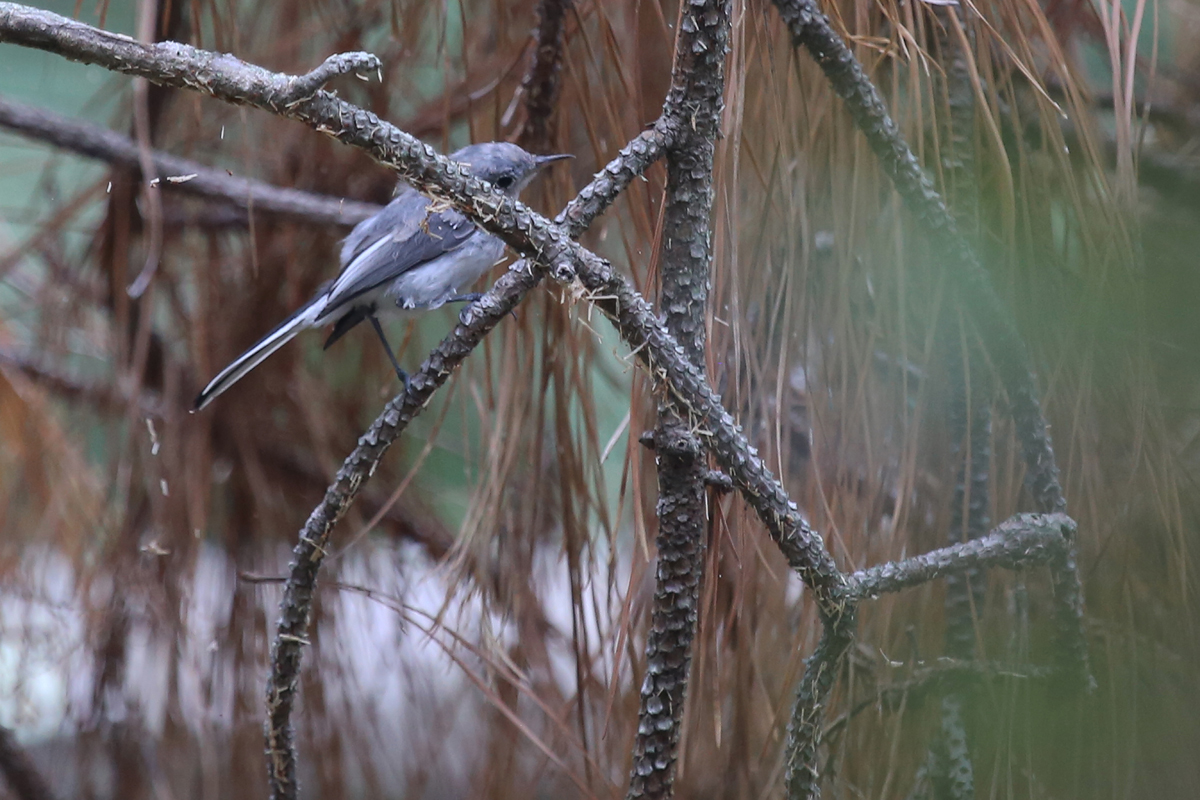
450,142,572,197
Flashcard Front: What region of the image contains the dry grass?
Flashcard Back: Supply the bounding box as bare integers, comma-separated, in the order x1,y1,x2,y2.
0,0,1196,797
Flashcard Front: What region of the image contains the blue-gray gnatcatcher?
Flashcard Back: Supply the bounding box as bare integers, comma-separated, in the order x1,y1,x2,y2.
193,142,570,411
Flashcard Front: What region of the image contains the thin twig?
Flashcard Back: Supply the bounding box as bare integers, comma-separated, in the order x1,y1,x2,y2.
0,95,380,226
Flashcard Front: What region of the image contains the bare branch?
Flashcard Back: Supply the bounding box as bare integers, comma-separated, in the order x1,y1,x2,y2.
0,95,379,226
850,513,1073,599
784,515,1069,799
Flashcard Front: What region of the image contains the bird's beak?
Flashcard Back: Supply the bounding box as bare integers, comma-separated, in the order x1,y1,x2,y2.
535,153,574,168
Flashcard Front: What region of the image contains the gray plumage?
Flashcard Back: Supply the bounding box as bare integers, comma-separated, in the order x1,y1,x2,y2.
193,142,569,411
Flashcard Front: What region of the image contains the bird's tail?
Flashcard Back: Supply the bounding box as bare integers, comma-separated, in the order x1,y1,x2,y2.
192,298,322,411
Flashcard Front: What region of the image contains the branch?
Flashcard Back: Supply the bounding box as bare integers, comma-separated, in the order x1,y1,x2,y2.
0,95,380,227
850,513,1073,599
628,1,730,797
785,615,857,799
517,0,572,151
786,511,1069,799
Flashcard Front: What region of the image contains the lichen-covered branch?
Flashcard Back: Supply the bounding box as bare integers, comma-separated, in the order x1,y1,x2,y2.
628,2,730,797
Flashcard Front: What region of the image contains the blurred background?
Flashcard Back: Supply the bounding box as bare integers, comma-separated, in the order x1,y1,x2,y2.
0,0,1197,797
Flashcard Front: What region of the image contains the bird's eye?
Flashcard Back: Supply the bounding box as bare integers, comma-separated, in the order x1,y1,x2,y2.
495,174,516,190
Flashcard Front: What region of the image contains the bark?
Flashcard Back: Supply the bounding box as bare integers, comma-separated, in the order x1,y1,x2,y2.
627,2,731,797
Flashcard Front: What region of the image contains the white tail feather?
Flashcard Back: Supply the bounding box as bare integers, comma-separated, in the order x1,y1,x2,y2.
192,300,322,411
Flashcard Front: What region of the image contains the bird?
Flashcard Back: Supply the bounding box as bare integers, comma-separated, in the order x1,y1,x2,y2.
192,142,571,411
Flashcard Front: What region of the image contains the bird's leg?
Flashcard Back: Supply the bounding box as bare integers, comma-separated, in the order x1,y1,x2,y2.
367,313,410,392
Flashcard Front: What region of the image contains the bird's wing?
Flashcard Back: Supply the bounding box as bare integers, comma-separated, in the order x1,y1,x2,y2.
320,190,477,316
